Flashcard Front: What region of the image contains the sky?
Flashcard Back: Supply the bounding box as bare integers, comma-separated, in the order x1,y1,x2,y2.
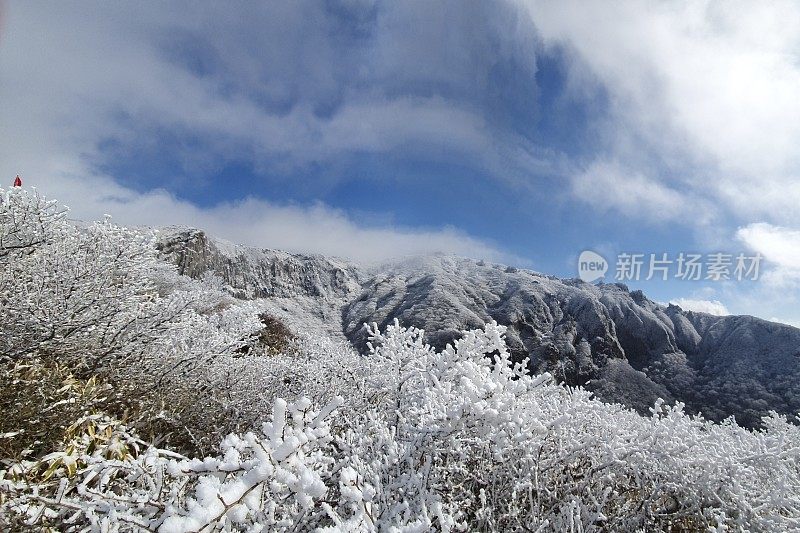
1,1,799,326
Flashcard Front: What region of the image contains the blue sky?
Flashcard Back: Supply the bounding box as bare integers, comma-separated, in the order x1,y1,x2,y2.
1,1,799,325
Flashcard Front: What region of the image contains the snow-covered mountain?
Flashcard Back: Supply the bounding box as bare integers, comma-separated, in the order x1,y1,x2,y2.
8,190,799,531
157,228,800,427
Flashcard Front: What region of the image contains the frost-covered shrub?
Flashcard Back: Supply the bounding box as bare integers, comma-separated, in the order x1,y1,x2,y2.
160,396,343,532
1,188,254,369
335,321,800,531
1,190,154,364
1,396,344,531
0,188,266,453
4,321,800,532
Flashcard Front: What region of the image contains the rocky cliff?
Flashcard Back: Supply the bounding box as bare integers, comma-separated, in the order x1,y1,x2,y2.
156,227,362,300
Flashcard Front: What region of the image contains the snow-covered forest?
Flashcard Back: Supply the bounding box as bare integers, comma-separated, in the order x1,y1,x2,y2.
2,186,800,532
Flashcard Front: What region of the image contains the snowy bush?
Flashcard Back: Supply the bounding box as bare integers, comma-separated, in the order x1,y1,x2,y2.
0,187,251,369
324,321,800,531
0,187,267,454
4,320,800,531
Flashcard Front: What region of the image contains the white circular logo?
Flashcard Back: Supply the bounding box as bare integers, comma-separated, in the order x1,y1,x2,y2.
578,250,608,282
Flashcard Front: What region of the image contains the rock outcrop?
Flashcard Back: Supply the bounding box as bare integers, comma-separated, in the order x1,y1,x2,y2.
156,227,361,300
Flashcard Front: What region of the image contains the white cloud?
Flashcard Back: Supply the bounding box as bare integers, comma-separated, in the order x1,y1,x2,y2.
518,0,800,225
0,2,549,181
5,171,511,265
519,1,800,326
96,188,513,265
736,222,800,287
0,2,522,265
669,298,730,316
571,159,715,224
736,223,800,269
4,159,517,264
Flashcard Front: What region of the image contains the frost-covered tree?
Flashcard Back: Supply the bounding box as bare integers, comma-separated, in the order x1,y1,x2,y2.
1,187,178,365
0,187,264,370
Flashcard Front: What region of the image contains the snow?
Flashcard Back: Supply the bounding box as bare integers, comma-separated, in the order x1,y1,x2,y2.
5,186,800,530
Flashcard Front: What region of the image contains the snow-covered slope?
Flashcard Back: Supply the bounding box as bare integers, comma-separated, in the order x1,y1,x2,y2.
157,229,800,427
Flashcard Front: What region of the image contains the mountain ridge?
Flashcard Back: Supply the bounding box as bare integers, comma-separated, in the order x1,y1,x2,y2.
156,227,800,427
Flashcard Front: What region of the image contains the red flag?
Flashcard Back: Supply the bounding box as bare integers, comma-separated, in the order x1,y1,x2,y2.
13,175,22,187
